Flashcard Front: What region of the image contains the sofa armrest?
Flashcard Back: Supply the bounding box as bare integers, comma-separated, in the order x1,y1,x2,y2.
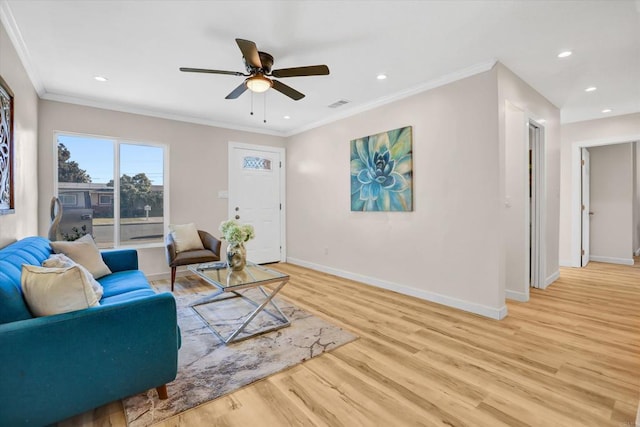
101,248,138,272
0,292,179,426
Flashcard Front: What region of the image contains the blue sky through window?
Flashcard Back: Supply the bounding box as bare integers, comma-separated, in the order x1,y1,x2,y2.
57,135,163,185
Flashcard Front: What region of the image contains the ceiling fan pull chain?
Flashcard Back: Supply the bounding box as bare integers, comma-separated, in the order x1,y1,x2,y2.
250,91,254,116
264,93,267,124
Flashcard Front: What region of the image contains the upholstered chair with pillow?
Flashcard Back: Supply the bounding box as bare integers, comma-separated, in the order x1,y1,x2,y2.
166,223,221,291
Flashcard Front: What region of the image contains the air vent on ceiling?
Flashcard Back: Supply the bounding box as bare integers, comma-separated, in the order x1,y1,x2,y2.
328,99,350,108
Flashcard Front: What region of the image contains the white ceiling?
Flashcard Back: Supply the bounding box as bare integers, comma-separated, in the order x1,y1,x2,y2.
2,0,639,136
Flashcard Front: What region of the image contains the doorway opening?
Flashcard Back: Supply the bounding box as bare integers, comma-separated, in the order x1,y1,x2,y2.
580,147,590,267
528,121,545,288
569,134,640,267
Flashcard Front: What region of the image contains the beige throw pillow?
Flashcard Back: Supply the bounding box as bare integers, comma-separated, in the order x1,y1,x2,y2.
50,234,112,279
43,253,104,300
170,223,204,253
21,265,100,317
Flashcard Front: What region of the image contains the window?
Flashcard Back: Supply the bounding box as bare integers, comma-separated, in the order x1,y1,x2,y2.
55,133,166,248
98,194,112,205
59,194,77,206
243,156,272,171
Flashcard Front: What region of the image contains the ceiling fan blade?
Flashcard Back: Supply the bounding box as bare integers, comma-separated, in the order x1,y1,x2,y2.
271,65,330,78
235,38,262,69
272,80,305,101
180,67,245,76
225,82,248,99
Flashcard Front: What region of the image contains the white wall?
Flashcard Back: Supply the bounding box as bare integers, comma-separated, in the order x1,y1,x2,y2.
502,101,528,300
588,143,634,264
559,113,640,265
633,142,640,254
0,19,39,247
37,100,285,276
286,67,506,319
497,63,561,294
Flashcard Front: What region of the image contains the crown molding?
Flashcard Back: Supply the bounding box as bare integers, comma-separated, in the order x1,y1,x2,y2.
41,60,497,139
3,0,497,142
284,59,498,137
0,0,45,95
40,92,287,137
40,57,496,139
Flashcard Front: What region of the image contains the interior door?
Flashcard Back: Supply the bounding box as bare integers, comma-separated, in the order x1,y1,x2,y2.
228,144,283,264
581,147,590,267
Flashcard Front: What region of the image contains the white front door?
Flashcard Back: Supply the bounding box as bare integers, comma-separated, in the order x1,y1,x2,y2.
228,143,284,264
581,147,590,267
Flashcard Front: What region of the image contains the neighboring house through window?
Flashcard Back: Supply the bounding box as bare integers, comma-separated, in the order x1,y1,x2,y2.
55,133,167,248
59,194,77,206
98,194,112,205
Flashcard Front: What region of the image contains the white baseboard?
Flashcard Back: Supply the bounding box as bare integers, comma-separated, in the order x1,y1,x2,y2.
287,257,508,320
543,270,560,289
505,290,529,302
559,260,574,267
589,256,634,266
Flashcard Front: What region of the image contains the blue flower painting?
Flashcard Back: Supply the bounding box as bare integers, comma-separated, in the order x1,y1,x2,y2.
350,126,413,211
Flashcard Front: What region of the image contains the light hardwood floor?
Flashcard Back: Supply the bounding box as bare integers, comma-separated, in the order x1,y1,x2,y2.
60,261,640,426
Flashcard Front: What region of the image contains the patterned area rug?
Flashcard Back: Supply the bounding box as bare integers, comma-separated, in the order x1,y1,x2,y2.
122,290,357,426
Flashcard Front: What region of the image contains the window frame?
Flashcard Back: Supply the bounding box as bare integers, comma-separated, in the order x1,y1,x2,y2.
59,193,78,206
98,194,112,205
53,131,169,249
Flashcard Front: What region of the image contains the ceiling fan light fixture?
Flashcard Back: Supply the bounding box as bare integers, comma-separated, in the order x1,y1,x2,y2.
246,75,273,93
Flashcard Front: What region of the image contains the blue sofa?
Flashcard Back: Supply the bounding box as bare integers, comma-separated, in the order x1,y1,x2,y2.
0,236,180,426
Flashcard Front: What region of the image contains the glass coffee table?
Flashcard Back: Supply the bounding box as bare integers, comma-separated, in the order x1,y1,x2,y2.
187,261,290,344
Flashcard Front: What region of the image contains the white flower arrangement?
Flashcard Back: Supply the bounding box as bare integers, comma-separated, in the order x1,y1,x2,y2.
219,219,255,245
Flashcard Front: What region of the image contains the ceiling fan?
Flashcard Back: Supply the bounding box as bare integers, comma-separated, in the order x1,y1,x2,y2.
180,38,330,101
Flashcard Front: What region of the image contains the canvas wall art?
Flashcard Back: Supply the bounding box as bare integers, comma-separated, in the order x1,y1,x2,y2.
0,75,14,215
350,126,413,211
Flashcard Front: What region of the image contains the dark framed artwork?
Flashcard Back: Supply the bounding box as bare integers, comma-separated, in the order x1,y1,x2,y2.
350,126,413,211
0,75,14,215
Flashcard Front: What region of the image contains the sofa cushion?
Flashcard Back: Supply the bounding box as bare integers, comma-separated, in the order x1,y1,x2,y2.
43,253,104,299
0,268,32,324
21,265,100,316
100,288,157,306
0,237,52,324
51,234,112,279
98,270,152,299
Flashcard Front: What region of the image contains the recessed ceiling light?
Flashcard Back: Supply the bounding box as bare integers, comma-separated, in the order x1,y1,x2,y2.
376,73,387,80
601,109,612,113
283,115,290,120
94,76,108,82
585,86,597,92
557,51,572,58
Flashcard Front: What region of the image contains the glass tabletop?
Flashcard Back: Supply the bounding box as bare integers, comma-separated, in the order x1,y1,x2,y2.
187,261,288,290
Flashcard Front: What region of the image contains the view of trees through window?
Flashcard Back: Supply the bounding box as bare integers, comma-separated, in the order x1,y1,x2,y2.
56,134,165,248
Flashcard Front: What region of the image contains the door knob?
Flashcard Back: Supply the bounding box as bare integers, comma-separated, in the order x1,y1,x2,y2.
235,215,240,220
589,211,594,215
235,207,239,211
